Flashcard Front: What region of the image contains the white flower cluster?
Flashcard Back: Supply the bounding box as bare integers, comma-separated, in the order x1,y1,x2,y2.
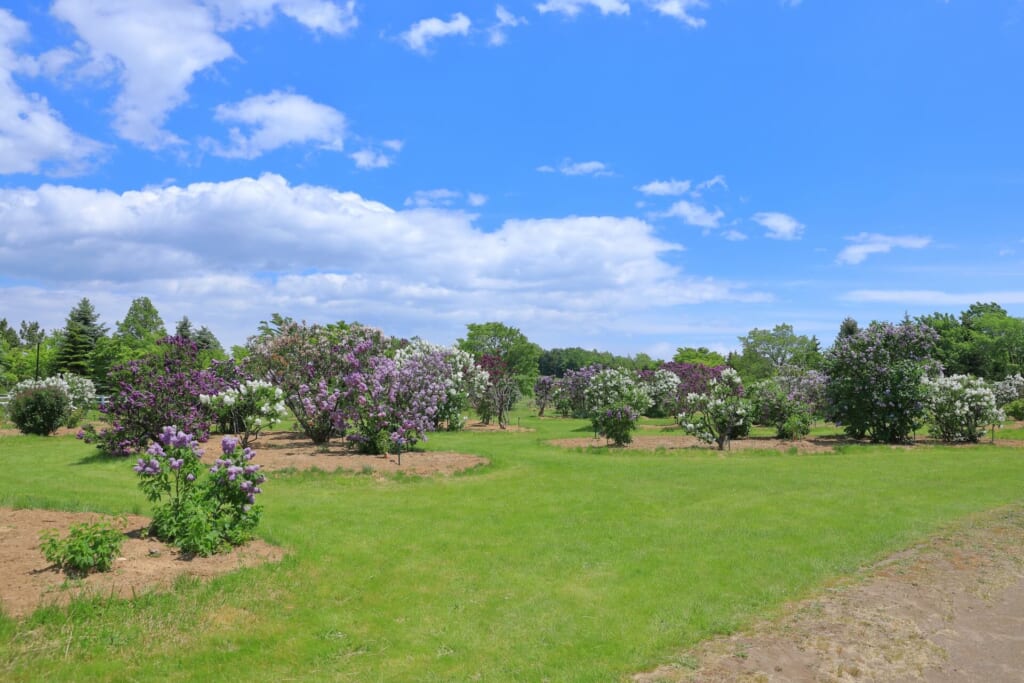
584,368,653,416
201,380,287,432
12,374,95,413
677,368,749,449
921,374,1004,443
993,373,1024,407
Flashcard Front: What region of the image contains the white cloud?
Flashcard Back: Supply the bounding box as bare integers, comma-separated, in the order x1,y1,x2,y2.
662,199,724,229
404,188,463,208
841,290,1024,305
207,0,359,34
0,174,766,348
401,13,471,54
51,0,236,149
536,0,631,16
539,158,612,176
350,149,391,169
644,0,709,28
489,5,527,46
636,178,691,196
0,9,105,175
50,0,356,149
467,192,488,207
752,211,804,240
694,174,727,193
723,230,747,241
208,91,345,159
837,233,931,265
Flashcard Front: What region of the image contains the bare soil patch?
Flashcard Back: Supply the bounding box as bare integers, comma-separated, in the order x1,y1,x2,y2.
0,508,283,619
461,421,534,433
241,430,489,476
549,434,837,455
635,505,1024,682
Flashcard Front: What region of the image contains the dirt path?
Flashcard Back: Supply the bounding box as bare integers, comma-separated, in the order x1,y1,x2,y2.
634,505,1024,682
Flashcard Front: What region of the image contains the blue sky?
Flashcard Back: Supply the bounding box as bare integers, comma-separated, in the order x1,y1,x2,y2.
1,0,1022,357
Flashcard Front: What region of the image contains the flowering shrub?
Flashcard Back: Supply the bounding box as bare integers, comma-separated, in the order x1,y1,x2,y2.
136,427,265,555
747,379,813,440
993,374,1024,407
200,379,287,447
245,321,387,445
593,405,640,446
585,368,653,416
775,367,827,419
660,362,725,402
473,354,519,428
585,368,651,445
554,365,602,418
824,322,939,443
8,385,71,435
394,341,487,431
61,373,97,426
1005,400,1024,421
88,337,233,456
922,374,1004,443
678,368,751,450
345,353,449,454
533,375,556,416
636,368,681,417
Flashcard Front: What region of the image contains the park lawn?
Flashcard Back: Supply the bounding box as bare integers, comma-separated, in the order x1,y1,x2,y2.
2,413,1024,682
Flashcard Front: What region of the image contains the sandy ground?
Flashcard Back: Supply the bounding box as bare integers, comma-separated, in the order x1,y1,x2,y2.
0,508,283,618
634,505,1024,682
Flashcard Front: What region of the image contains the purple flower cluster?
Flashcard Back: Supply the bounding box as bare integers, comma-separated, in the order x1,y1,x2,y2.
209,436,266,507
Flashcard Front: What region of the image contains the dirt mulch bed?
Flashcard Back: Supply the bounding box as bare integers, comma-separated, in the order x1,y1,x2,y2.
238,430,489,476
634,505,1024,682
0,508,284,619
461,422,534,433
549,434,837,454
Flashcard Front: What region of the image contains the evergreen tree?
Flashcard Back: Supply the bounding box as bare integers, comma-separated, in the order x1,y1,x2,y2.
54,298,107,378
114,297,166,354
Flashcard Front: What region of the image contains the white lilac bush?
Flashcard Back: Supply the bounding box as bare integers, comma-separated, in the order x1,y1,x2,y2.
993,374,1024,407
584,368,652,446
922,374,1004,443
636,368,682,417
678,368,751,450
200,379,287,447
12,374,95,428
394,340,488,431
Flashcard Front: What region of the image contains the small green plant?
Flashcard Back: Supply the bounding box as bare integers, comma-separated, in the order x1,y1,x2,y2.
40,517,126,576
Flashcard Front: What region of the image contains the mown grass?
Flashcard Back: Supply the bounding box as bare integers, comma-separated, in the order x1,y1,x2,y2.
2,411,1024,681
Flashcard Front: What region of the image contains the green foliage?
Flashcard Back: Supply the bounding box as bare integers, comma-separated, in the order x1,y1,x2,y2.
678,368,751,450
8,385,71,435
54,298,108,380
672,346,726,367
1005,399,1024,421
747,379,813,440
39,518,126,576
591,405,640,446
458,322,541,394
114,297,167,355
732,324,822,383
538,346,657,376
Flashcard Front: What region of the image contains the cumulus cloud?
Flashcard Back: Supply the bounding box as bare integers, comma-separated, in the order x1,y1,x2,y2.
207,91,346,159
0,174,766,347
401,13,471,53
0,9,106,175
644,0,709,27
752,211,804,240
837,233,931,265
536,0,631,16
50,0,356,149
208,0,359,34
662,199,724,229
538,158,612,176
489,5,527,46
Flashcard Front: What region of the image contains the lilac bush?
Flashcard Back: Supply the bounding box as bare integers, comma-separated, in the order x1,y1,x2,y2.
87,337,233,456
593,405,641,446
345,353,449,454
585,368,652,445
554,365,602,418
533,375,556,417
678,368,751,450
824,322,939,443
636,368,681,417
136,427,265,555
473,354,519,428
245,321,387,445
199,379,287,447
661,362,725,408
394,340,488,431
921,374,1003,443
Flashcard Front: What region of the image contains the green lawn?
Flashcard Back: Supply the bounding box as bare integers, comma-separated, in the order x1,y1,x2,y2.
2,412,1023,682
